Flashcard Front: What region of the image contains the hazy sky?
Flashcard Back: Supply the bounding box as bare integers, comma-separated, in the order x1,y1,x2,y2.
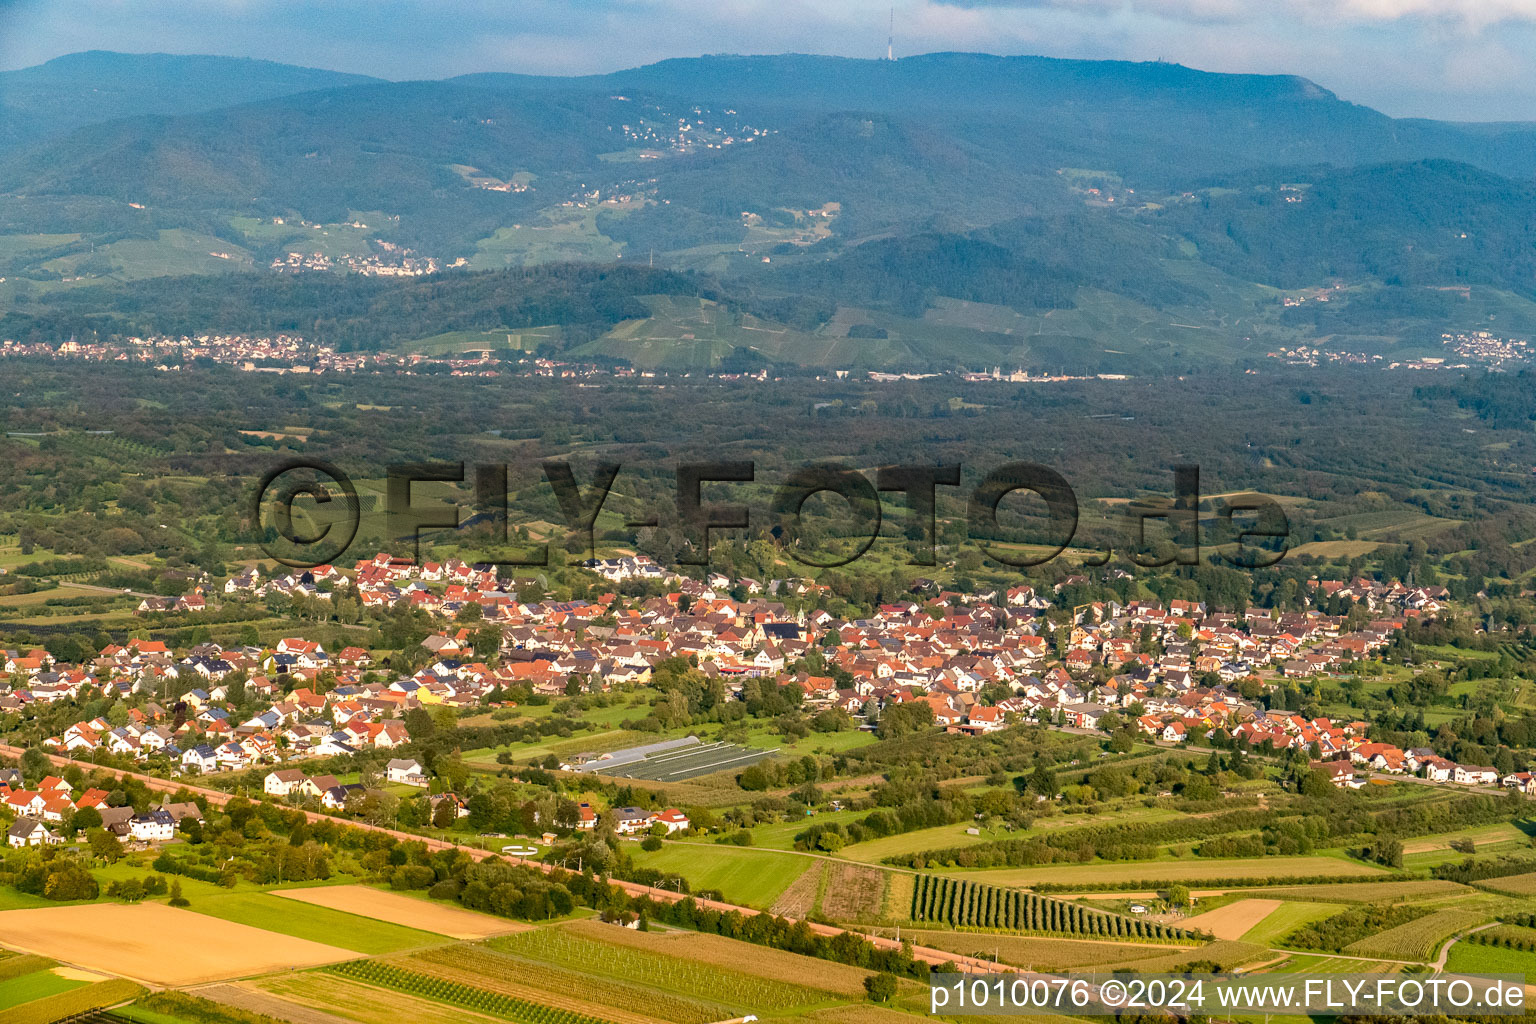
3,0,1536,120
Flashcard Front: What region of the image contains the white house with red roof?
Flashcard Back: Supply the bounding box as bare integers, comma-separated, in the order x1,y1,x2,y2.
655,808,690,833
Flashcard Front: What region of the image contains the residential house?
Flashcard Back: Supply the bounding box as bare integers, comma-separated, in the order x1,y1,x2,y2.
613,807,656,834
385,758,428,787
7,816,60,848
655,808,690,834
129,809,177,842
263,768,309,797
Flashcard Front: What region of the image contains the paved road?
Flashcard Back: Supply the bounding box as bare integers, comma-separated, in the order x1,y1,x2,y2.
1432,922,1498,973
0,743,1020,974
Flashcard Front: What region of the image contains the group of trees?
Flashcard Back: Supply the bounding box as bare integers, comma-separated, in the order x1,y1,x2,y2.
1432,853,1536,885
1281,904,1427,953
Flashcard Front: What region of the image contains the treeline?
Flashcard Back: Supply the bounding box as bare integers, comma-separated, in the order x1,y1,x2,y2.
1032,872,1419,894
1,855,98,900
1369,793,1524,843
1435,855,1536,885
885,808,1288,869
909,873,1194,942
1196,818,1319,858
1154,790,1536,869
1469,928,1536,953
1281,904,1428,953
10,556,106,577
795,801,970,853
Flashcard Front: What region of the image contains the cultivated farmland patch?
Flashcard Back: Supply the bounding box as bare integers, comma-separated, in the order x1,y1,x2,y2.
881,929,1177,972
272,884,527,939
492,920,843,1008
1474,872,1536,896
251,971,505,1024
405,942,724,1024
820,862,887,922
0,903,354,985
770,861,826,919
1343,907,1493,961
1247,881,1468,903
1189,899,1283,941
557,918,875,997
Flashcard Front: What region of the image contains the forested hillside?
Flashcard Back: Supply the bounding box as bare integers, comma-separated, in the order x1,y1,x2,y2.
6,50,1536,370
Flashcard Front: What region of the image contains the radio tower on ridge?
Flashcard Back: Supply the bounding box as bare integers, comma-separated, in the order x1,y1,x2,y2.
887,7,894,61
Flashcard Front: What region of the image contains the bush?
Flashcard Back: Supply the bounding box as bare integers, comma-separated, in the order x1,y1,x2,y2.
864,972,899,1002
391,864,438,890
640,836,663,852
44,862,98,901
427,878,462,901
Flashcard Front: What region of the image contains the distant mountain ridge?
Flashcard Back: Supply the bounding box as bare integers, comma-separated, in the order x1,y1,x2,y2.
7,50,1536,372
10,49,1536,182
455,51,1342,111
0,50,383,148
458,52,1536,180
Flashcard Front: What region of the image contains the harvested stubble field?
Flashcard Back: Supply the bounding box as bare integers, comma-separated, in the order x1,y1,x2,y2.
876,929,1178,972
405,942,724,1024
1188,899,1283,940
820,863,888,922
1343,907,1493,961
554,917,875,997
273,884,527,939
491,919,843,1009
1238,902,1342,947
0,903,355,985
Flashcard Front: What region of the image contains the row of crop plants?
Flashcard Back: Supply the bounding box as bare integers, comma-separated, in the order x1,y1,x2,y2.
487,928,821,1009
909,874,1193,942
325,959,612,1024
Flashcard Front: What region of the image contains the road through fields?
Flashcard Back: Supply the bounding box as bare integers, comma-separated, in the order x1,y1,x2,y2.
0,743,1034,975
